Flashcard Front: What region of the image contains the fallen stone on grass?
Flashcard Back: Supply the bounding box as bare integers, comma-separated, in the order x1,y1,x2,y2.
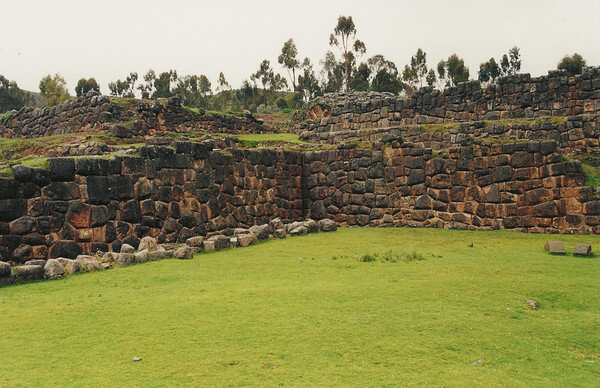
13,265,44,280
174,245,194,259
114,253,135,266
132,356,142,362
471,359,486,366
289,225,308,235
317,218,337,232
186,236,205,247
148,246,167,260
44,259,66,278
304,219,318,233
269,217,284,230
525,299,539,309
273,228,286,239
75,255,103,271
134,249,150,263
237,233,257,247
120,244,135,254
0,261,12,278
138,236,158,252
249,224,272,240
573,243,592,257
25,259,46,267
544,241,565,255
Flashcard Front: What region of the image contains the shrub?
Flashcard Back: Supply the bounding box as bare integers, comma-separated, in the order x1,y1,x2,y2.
276,98,288,109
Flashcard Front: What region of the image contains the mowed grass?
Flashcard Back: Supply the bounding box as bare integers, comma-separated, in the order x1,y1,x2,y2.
2,228,600,386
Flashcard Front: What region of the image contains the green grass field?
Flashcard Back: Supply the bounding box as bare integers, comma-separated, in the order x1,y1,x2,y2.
2,228,599,386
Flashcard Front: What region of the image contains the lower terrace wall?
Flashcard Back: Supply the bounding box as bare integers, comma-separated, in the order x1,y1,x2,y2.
2,139,600,264
0,143,303,264
303,142,600,234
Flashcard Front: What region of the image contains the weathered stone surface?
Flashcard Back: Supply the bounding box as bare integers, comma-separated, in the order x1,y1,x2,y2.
304,219,319,233
249,224,272,240
120,244,135,254
44,259,65,278
148,246,167,260
273,228,287,239
138,236,158,252
317,218,337,232
289,225,308,235
0,261,12,277
134,249,150,263
573,243,592,257
49,240,82,259
75,255,103,271
237,233,258,247
114,252,135,266
186,236,205,247
13,264,43,280
544,241,565,255
173,245,194,259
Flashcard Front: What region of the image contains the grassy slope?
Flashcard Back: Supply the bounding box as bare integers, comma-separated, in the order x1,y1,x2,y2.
1,228,599,386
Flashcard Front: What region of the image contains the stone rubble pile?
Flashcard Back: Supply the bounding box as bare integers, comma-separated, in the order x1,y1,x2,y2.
0,218,336,285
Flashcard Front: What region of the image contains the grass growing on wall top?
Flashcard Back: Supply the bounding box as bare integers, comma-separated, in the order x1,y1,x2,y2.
1,228,599,387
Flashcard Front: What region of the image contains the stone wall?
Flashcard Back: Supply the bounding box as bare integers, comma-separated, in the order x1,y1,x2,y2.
301,114,600,155
303,141,600,234
0,142,303,264
300,67,600,134
0,93,266,139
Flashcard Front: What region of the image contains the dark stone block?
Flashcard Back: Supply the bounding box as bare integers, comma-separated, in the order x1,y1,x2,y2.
87,176,109,204
9,216,36,235
11,164,33,182
121,200,141,223
108,175,134,200
49,240,82,259
123,235,140,249
0,199,27,222
0,178,22,200
41,182,80,200
31,168,51,186
21,182,40,198
48,158,75,181
76,158,100,176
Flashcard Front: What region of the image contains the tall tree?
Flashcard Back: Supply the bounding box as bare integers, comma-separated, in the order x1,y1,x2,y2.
0,77,36,113
372,68,402,94
278,39,300,91
39,73,70,107
75,78,100,97
480,58,501,81
297,58,321,103
557,53,586,76
138,69,156,99
500,46,521,76
251,60,288,106
351,63,371,92
108,72,137,98
152,70,178,99
216,72,231,92
426,69,437,87
329,15,366,92
173,74,212,108
320,51,344,93
236,80,260,111
437,55,469,87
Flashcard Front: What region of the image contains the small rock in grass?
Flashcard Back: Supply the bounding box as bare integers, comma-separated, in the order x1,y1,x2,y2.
120,244,135,254
173,245,194,259
148,246,167,260
289,225,308,236
134,249,149,263
237,233,258,247
44,259,65,278
573,243,592,257
13,265,44,280
317,218,337,232
471,359,486,365
273,228,286,239
298,257,306,260
526,299,539,309
132,356,142,362
186,236,205,247
544,241,565,255
304,219,318,233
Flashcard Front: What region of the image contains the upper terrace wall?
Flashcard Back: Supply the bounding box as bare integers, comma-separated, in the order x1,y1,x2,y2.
300,67,600,135
0,93,266,139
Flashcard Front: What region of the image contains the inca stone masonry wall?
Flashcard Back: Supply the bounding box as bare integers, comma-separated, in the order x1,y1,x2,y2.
2,137,600,264
0,142,303,264
300,67,600,135
0,93,265,139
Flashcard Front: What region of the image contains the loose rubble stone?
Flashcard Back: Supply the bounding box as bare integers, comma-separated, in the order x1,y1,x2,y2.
317,218,337,232
0,261,11,277
174,245,194,259
526,299,539,309
273,228,287,239
13,264,44,280
289,225,308,235
573,243,592,257
544,241,565,255
25,259,45,267
148,246,167,260
238,233,258,247
134,249,150,263
249,224,272,240
186,236,205,247
138,236,158,252
120,244,135,254
75,255,103,271
44,259,65,278
304,219,318,233
114,253,135,266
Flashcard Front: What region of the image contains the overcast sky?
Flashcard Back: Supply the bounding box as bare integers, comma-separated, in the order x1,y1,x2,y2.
1,0,599,94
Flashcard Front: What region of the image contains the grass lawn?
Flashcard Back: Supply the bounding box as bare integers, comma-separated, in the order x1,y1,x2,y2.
1,228,599,386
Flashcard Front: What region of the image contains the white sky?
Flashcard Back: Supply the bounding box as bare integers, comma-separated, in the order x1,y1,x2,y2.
1,0,599,94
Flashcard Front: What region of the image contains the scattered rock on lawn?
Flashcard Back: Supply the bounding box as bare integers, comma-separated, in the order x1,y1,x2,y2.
114,253,135,266
317,218,337,232
249,224,272,240
203,240,216,251
186,236,205,247
138,236,158,252
273,228,286,239
174,245,194,259
573,243,592,257
304,219,318,233
44,259,65,278
13,265,44,280
269,218,284,230
148,246,167,260
238,233,258,247
0,261,11,278
134,249,150,263
525,299,539,309
289,225,308,235
75,255,103,271
132,356,142,362
544,241,565,255
471,359,486,366
120,244,135,254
